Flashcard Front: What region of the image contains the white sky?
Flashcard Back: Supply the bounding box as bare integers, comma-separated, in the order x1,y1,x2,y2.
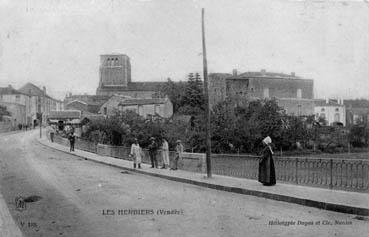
0,0,368,100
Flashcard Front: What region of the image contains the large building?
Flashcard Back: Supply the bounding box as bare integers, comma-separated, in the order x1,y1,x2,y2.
209,70,314,116
95,53,166,98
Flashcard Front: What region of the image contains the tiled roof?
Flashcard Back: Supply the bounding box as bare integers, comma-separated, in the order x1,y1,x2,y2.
126,82,166,91
118,98,167,106
48,110,81,119
66,100,88,105
0,87,24,95
237,71,301,79
18,83,57,100
314,99,343,107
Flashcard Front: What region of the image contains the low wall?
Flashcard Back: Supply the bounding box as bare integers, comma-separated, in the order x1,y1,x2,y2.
0,121,13,133
50,134,369,192
52,134,206,173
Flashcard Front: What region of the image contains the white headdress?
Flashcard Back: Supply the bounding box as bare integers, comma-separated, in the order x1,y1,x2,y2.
263,136,272,145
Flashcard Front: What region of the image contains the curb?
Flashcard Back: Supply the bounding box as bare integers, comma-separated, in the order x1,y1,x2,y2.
38,139,369,217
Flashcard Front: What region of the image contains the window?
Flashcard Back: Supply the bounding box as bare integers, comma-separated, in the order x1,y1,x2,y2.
297,89,302,98
263,88,269,98
15,95,20,102
320,113,326,119
103,107,107,115
335,108,339,112
334,113,340,122
321,108,325,112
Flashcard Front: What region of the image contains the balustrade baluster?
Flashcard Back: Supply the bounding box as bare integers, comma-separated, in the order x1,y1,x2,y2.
329,159,333,189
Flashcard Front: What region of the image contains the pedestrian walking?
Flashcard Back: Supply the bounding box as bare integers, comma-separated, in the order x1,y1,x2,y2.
68,132,76,152
130,138,142,169
258,136,276,186
171,140,183,170
148,137,158,168
50,127,55,143
160,138,169,169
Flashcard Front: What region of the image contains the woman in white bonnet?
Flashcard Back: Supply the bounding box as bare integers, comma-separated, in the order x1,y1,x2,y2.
258,136,276,186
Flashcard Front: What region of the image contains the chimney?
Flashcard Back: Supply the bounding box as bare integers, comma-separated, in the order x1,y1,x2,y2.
341,98,344,105
326,98,329,104
8,84,12,88
291,72,295,77
43,86,46,95
232,69,238,76
261,69,266,73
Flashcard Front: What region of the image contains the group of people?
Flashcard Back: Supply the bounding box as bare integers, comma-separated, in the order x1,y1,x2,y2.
129,137,183,171
64,129,276,186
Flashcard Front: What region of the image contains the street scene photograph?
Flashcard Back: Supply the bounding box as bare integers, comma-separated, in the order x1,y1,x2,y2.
0,0,368,236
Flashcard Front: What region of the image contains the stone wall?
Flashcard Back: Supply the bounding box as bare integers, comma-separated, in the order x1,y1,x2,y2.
0,121,13,132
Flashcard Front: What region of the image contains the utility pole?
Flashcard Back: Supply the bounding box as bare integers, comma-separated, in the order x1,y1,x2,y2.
202,8,212,178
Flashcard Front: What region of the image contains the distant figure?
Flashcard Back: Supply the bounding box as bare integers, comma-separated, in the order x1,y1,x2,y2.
258,136,276,186
130,138,142,169
68,132,76,152
161,138,169,169
171,140,183,170
50,127,55,143
148,137,158,168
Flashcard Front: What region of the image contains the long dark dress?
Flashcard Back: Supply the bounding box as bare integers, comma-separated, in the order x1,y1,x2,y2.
258,145,276,185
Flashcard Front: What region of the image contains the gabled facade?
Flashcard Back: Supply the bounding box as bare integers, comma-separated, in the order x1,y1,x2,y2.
117,97,173,118
314,99,346,126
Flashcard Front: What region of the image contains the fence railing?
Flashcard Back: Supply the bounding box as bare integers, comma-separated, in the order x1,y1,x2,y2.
52,134,369,193
212,154,369,192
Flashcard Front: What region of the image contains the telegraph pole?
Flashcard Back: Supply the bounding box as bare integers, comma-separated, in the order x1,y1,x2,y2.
202,8,212,178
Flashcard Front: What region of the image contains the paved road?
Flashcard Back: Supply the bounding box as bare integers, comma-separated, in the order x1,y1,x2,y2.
0,131,368,237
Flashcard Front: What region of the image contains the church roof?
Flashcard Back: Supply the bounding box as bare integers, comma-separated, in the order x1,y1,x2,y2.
126,82,166,91
118,98,167,106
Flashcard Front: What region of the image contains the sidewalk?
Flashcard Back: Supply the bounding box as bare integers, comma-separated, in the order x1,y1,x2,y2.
0,191,23,237
38,136,369,216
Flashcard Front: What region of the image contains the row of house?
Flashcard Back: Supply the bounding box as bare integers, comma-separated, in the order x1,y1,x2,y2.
0,83,64,128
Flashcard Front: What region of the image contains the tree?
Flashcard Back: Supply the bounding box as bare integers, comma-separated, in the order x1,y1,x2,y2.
161,78,186,113
182,72,205,111
349,124,369,147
